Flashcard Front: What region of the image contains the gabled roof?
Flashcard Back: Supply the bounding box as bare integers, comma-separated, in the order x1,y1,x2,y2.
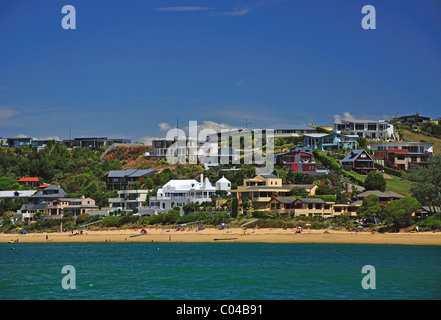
30,185,67,198
273,197,326,204
357,190,405,199
341,149,373,163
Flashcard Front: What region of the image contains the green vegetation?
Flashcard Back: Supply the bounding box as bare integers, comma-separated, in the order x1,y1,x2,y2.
364,171,386,192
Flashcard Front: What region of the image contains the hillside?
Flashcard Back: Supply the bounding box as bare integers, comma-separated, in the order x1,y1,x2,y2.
400,129,441,155
101,145,192,172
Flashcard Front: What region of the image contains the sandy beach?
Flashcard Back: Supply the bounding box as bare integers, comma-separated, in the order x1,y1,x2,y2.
2,227,441,245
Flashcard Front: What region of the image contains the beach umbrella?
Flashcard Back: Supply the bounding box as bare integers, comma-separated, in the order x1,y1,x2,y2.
357,226,364,228
328,226,335,229
305,224,311,226
220,223,227,226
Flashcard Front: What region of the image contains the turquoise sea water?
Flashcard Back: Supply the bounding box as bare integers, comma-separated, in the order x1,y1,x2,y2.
1,242,440,300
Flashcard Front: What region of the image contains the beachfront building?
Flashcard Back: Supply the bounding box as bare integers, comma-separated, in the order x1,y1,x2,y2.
269,197,334,218
17,195,98,222
149,174,231,212
340,149,375,174
369,141,433,170
333,119,394,139
108,189,150,212
230,174,292,210
303,133,358,151
269,197,361,218
102,169,158,191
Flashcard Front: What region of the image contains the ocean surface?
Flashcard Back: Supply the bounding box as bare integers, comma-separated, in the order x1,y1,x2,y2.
1,242,440,300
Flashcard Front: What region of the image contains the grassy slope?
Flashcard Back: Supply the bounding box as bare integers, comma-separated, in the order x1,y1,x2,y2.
400,129,441,155
350,171,411,196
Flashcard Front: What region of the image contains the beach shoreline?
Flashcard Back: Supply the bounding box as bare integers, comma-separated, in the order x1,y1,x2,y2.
2,227,441,245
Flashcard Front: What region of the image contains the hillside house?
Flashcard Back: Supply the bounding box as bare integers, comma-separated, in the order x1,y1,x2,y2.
341,149,375,174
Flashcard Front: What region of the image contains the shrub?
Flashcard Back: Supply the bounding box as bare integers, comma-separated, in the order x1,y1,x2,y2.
100,216,119,228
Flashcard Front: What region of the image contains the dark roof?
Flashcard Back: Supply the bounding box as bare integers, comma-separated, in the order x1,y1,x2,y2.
357,190,405,199
273,197,298,204
273,197,326,204
20,203,48,210
30,185,67,198
258,174,279,179
341,149,373,163
107,169,157,178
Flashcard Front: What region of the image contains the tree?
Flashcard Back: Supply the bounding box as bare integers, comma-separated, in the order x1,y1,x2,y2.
364,171,386,192
289,187,308,198
316,184,335,195
357,137,368,149
231,197,239,218
356,194,383,221
407,155,441,214
383,197,420,232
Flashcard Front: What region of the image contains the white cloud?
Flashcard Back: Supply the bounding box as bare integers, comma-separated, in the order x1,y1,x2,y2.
333,111,356,123
0,106,18,119
333,111,391,123
138,136,159,146
158,122,171,131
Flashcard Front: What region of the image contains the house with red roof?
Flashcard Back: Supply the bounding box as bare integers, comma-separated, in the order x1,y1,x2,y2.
17,177,41,188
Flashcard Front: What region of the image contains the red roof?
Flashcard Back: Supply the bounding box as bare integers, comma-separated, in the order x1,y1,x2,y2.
39,184,51,188
18,177,40,182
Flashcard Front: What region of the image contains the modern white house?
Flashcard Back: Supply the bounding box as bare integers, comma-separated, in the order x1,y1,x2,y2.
149,174,231,212
333,119,394,139
108,189,150,212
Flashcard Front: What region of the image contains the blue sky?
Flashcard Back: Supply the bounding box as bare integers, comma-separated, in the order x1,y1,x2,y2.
0,0,440,143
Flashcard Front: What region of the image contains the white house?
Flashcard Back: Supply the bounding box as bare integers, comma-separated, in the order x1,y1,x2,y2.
149,174,231,212
333,119,394,139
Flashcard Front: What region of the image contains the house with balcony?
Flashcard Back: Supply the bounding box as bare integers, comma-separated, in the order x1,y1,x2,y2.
63,137,131,149
303,133,358,151
103,169,158,190
230,174,292,210
269,197,334,218
18,194,98,221
149,174,231,212
369,141,433,170
108,189,150,212
341,149,375,174
269,197,362,218
333,119,394,139
274,146,317,173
